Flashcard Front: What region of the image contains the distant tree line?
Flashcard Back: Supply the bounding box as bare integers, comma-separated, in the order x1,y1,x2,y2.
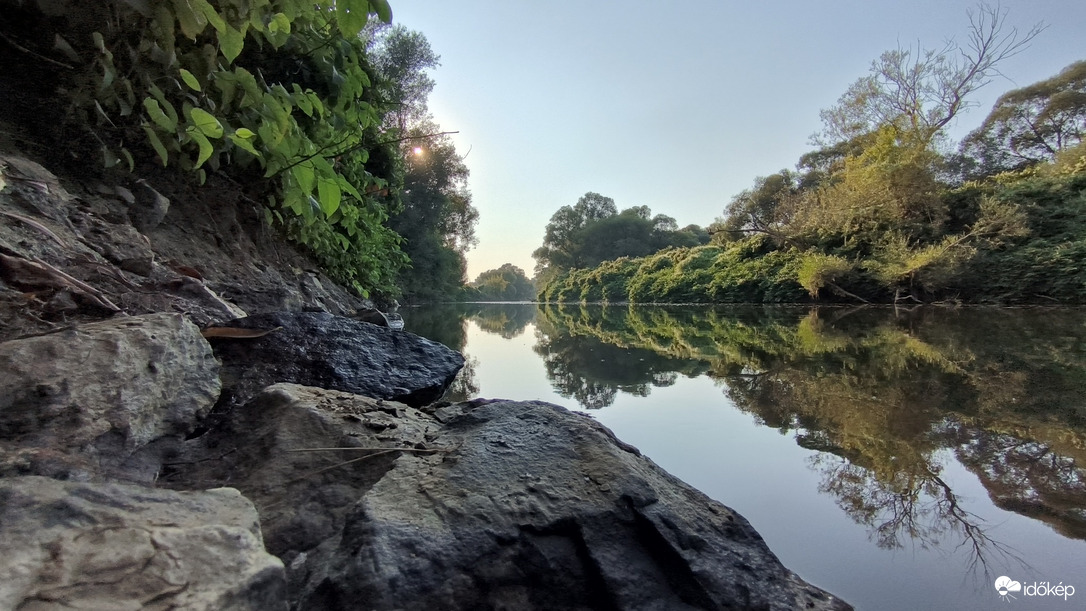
532,192,710,285
463,264,536,301
539,6,1085,305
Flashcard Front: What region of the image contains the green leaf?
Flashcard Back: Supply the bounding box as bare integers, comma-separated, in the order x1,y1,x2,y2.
292,161,316,195
218,24,244,63
92,31,106,52
171,0,207,39
336,0,368,37
213,70,237,106
234,127,255,139
186,126,214,168
228,132,262,157
179,68,201,91
188,107,224,138
311,155,334,176
268,12,290,34
98,61,116,91
284,189,305,216
317,176,341,217
192,0,226,32
337,175,362,200
93,100,115,126
257,119,283,150
235,67,262,107
142,124,170,166
292,84,313,116
143,97,177,131
307,92,324,118
148,85,179,127
370,0,393,22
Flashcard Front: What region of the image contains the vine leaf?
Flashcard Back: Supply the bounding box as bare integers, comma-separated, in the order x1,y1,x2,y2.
292,161,316,195
336,0,369,38
219,24,244,63
179,68,201,91
318,176,341,217
370,0,393,23
143,124,170,166
186,126,214,168
188,107,223,138
171,0,207,39
192,0,226,33
143,98,177,131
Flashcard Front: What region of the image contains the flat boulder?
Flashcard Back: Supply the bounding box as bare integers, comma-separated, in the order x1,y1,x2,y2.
0,312,220,482
165,383,440,562
207,312,464,409
292,399,851,610
0,476,286,611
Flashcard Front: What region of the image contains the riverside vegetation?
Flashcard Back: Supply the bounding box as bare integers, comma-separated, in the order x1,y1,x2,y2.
6,2,1079,308
1,0,475,303
537,10,1085,305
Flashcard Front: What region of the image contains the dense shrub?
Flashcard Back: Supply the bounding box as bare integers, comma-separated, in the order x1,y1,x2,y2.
6,0,406,296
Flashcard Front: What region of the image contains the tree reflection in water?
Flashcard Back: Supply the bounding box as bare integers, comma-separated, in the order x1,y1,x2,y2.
404,303,537,402
531,303,1086,567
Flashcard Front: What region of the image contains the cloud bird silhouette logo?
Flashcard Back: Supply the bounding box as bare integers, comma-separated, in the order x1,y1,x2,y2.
995,576,1022,601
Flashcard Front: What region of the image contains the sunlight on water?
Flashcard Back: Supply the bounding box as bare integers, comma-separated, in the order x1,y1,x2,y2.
405,303,1086,610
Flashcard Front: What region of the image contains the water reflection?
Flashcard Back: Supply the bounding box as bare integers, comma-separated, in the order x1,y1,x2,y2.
405,301,1086,570
404,303,538,402
533,306,709,409
532,303,1086,556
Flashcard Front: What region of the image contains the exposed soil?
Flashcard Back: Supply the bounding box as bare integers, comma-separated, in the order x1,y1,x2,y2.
0,138,373,344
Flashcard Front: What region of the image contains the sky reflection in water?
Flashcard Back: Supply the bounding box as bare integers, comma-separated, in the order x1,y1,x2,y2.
405,303,1086,610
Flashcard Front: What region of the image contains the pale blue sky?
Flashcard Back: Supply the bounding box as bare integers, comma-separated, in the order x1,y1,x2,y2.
389,1,1086,280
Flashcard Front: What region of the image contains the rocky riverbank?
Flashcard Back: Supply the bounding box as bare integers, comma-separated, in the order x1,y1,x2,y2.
0,152,850,609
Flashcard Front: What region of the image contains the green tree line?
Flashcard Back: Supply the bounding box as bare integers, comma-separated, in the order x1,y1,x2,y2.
539,6,1085,305
532,192,710,287
463,263,536,301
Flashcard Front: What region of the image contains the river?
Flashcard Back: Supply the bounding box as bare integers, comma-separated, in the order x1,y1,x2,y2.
404,303,1086,610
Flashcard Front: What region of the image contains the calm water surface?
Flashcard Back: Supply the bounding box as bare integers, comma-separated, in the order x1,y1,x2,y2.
405,303,1086,611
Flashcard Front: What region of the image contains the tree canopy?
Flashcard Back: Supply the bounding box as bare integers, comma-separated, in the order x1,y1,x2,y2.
959,60,1086,177
358,23,479,302
539,5,1085,306
467,264,535,301
816,3,1043,148
533,192,708,281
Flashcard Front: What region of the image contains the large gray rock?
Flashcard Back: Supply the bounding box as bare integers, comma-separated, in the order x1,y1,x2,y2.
0,476,286,611
0,313,220,482
207,312,464,409
188,390,848,610
165,383,440,562
298,401,850,610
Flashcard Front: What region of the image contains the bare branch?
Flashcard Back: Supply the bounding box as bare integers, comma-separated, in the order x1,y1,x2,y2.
817,2,1046,147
